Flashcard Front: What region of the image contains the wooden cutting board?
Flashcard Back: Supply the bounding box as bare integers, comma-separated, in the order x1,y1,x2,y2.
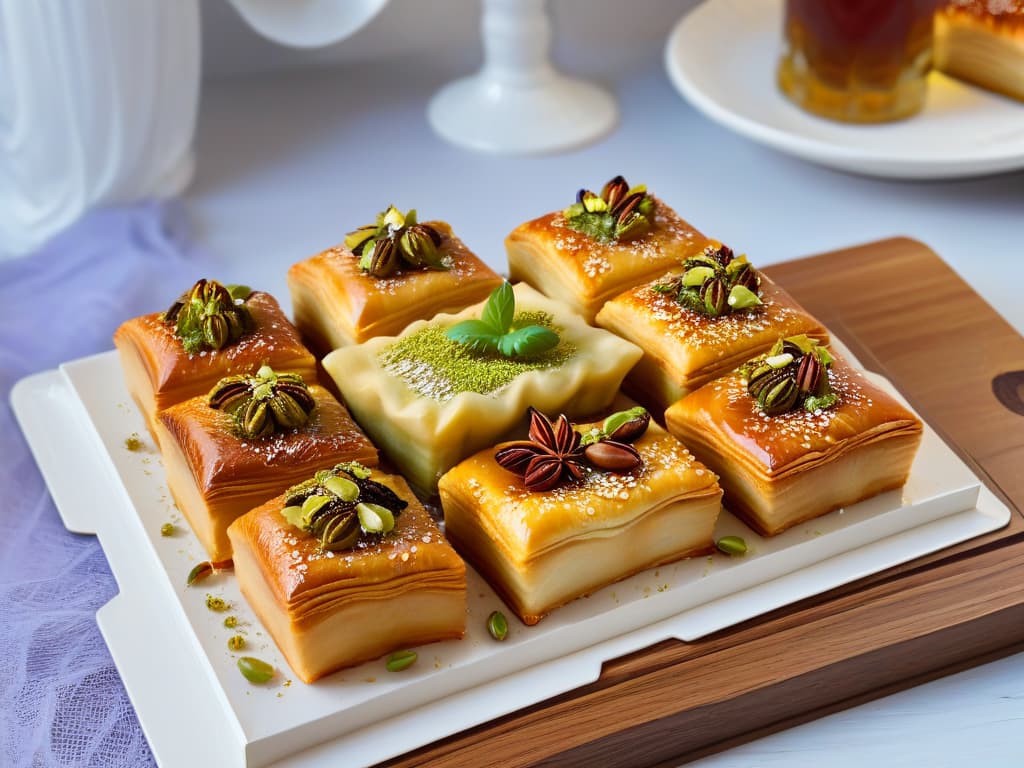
383,237,1024,768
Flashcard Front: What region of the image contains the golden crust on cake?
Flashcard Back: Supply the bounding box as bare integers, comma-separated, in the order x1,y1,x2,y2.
595,273,829,414
664,355,922,537
439,419,721,625
113,291,317,440
288,221,503,352
227,471,466,683
506,197,712,322
155,385,377,564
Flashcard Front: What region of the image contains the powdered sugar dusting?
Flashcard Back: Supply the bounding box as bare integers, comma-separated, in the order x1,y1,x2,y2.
640,280,798,352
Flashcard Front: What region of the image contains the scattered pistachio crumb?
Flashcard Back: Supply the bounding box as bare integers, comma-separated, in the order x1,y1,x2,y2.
124,433,143,452
205,594,230,612
160,522,175,537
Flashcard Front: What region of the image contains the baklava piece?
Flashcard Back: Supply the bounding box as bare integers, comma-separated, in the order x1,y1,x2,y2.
664,337,923,537
114,279,316,440
595,244,829,414
321,282,643,495
156,366,377,564
288,206,503,352
506,175,713,322
935,1,1024,102
439,407,722,625
228,462,466,683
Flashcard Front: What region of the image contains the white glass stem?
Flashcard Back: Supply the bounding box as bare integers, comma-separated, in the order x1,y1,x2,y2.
428,0,618,154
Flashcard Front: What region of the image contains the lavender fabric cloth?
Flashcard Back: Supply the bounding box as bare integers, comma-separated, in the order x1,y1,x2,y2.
1,203,209,767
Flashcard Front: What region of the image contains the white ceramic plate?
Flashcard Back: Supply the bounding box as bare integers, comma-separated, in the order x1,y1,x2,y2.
10,351,1010,768
664,0,1024,179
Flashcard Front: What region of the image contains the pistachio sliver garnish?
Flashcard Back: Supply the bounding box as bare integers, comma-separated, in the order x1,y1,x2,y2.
322,474,360,502
356,502,395,534
487,610,509,641
683,266,716,287
727,284,762,310
386,650,418,672
187,561,214,587
301,494,331,516
238,656,275,684
716,536,748,556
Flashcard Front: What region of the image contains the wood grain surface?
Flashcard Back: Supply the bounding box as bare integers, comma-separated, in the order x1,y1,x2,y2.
381,238,1024,768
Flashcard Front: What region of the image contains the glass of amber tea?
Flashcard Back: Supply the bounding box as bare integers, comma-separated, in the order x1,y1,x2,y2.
777,0,943,123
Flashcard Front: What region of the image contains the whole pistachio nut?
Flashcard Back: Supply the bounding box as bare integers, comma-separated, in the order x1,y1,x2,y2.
758,376,799,415
701,277,728,317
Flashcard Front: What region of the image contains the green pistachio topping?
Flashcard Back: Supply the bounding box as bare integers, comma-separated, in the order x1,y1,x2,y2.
738,336,838,416
238,656,275,684
383,311,574,402
653,244,763,318
562,175,656,243
385,650,418,672
207,365,316,439
162,278,254,354
716,536,748,556
280,462,407,552
446,282,560,359
487,610,509,641
344,205,449,278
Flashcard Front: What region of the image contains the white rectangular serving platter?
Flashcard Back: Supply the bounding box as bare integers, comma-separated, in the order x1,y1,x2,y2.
11,349,1011,768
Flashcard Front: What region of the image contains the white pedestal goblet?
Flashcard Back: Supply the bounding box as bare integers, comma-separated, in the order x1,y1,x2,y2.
428,0,618,154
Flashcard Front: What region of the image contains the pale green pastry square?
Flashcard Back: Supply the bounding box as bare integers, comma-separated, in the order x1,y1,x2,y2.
322,283,643,495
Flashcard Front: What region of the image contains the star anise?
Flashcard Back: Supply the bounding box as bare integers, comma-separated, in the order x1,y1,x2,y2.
495,407,586,492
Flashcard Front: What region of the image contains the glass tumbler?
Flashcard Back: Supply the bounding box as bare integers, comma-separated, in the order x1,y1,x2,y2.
777,0,943,123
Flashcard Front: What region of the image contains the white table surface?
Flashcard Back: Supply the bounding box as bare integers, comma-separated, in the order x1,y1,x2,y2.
184,33,1024,767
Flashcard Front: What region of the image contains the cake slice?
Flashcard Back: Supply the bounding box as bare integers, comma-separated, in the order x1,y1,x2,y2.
664,338,923,536
156,367,377,564
935,1,1024,102
439,407,722,625
228,463,466,683
506,175,712,322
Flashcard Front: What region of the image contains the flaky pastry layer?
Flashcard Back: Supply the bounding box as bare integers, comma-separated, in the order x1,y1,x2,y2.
664,356,922,536
506,197,712,322
935,4,1024,102
156,385,377,563
288,221,503,352
227,471,466,682
595,273,829,413
113,291,316,440
439,420,721,624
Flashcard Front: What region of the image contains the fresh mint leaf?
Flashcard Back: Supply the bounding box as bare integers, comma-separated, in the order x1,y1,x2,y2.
497,326,559,357
481,282,514,334
445,319,501,353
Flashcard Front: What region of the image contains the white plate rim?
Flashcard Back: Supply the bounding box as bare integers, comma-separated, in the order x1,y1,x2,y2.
664,0,1024,179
